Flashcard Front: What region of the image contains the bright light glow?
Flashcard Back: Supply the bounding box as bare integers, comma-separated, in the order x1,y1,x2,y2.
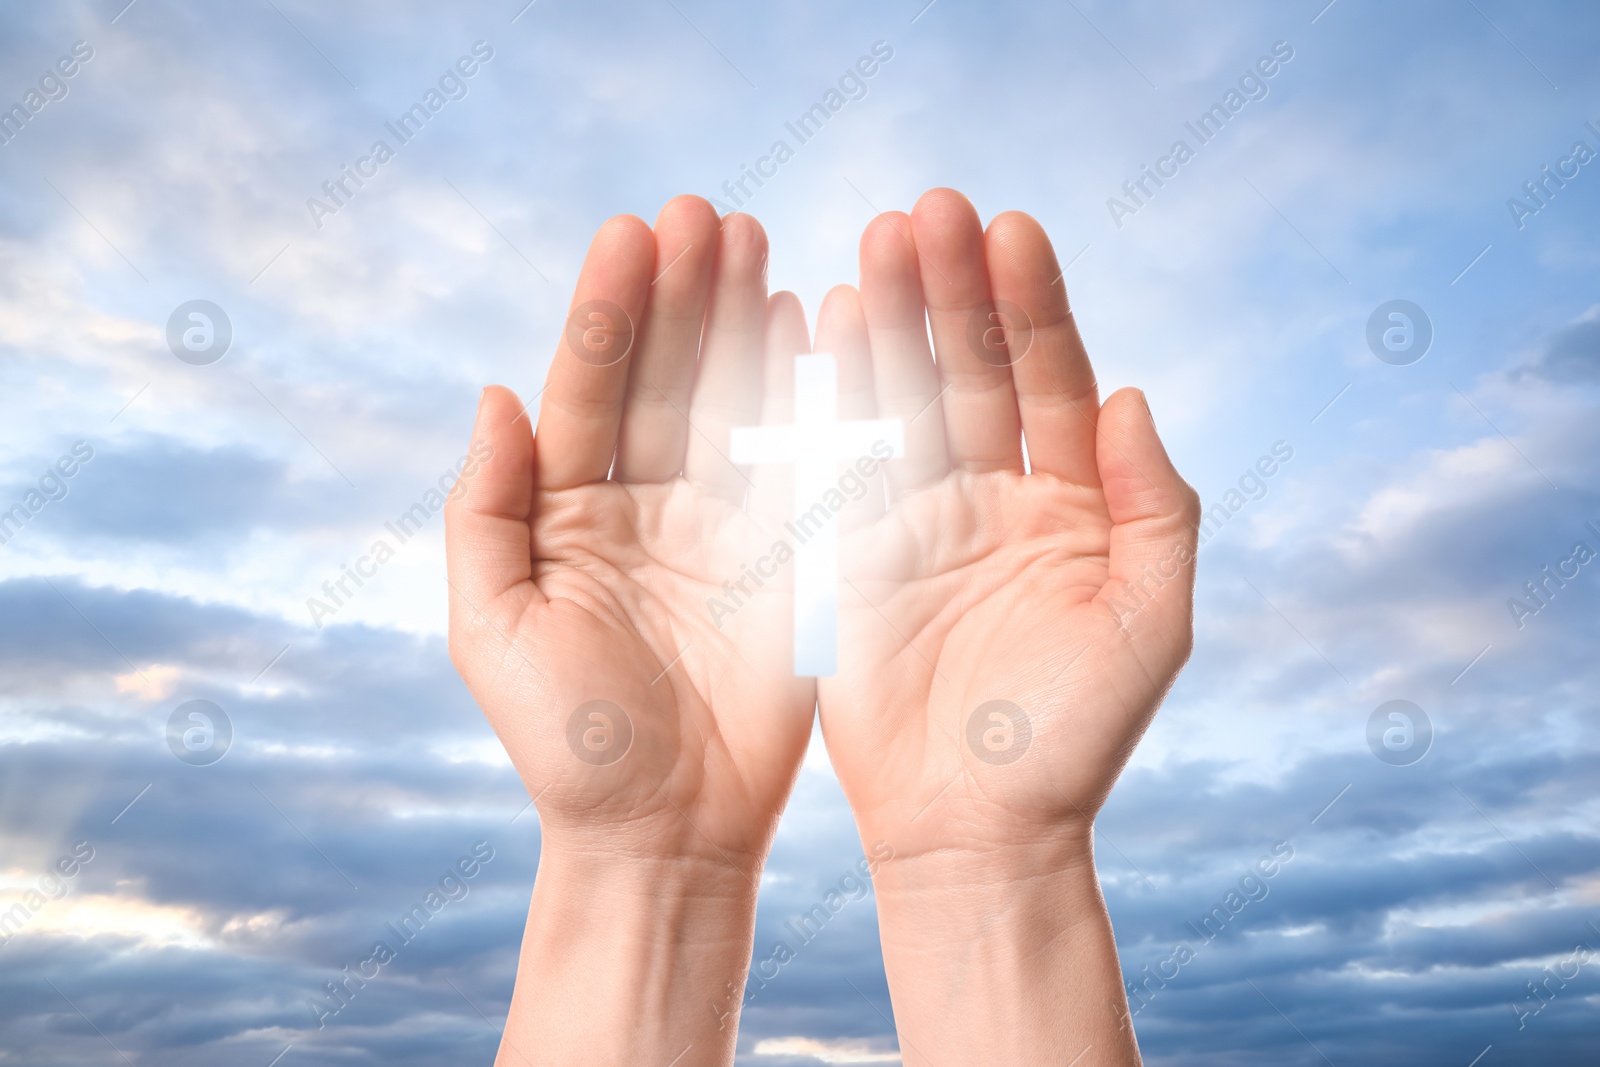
752,1036,902,1063
730,354,903,676
114,663,181,701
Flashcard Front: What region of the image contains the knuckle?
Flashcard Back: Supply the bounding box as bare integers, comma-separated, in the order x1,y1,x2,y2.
1178,483,1203,526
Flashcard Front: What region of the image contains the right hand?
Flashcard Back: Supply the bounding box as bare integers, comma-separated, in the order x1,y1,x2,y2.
444,196,819,876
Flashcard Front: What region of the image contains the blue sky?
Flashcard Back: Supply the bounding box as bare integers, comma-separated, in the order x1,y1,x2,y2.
2,0,1598,1064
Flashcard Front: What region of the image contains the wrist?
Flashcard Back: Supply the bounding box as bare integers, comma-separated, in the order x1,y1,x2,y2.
868,830,1141,1065
497,846,763,1066
536,821,769,885
531,844,762,924
533,798,778,878
872,833,1102,949
864,813,1097,903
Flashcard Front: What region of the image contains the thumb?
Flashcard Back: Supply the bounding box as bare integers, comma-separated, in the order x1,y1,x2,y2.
1093,388,1200,647
444,385,538,615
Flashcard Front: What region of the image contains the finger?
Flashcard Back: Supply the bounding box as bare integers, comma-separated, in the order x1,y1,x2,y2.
858,211,948,497
445,385,540,623
814,284,887,529
535,215,654,491
909,188,1023,473
1094,388,1200,651
684,212,770,503
748,291,809,524
614,195,724,482
985,210,1101,486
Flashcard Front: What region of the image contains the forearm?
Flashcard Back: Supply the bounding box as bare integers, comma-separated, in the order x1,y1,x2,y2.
871,836,1141,1066
497,845,761,1067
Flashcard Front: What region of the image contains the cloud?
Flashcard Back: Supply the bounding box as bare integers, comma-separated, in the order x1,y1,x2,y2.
3,0,1600,1063
113,662,181,700
1521,306,1600,384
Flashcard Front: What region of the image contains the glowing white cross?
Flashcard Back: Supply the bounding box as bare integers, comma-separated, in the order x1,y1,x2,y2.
729,354,904,676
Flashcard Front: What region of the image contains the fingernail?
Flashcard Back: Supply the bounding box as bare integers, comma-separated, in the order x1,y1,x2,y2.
1138,389,1155,427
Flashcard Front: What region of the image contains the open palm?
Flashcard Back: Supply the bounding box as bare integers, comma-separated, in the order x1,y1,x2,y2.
445,198,816,872
816,190,1200,868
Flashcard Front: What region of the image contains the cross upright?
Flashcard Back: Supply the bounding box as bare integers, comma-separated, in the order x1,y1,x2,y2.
729,353,904,676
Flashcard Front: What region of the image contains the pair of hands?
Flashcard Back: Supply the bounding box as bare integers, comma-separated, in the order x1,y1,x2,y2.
444,189,1199,1066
